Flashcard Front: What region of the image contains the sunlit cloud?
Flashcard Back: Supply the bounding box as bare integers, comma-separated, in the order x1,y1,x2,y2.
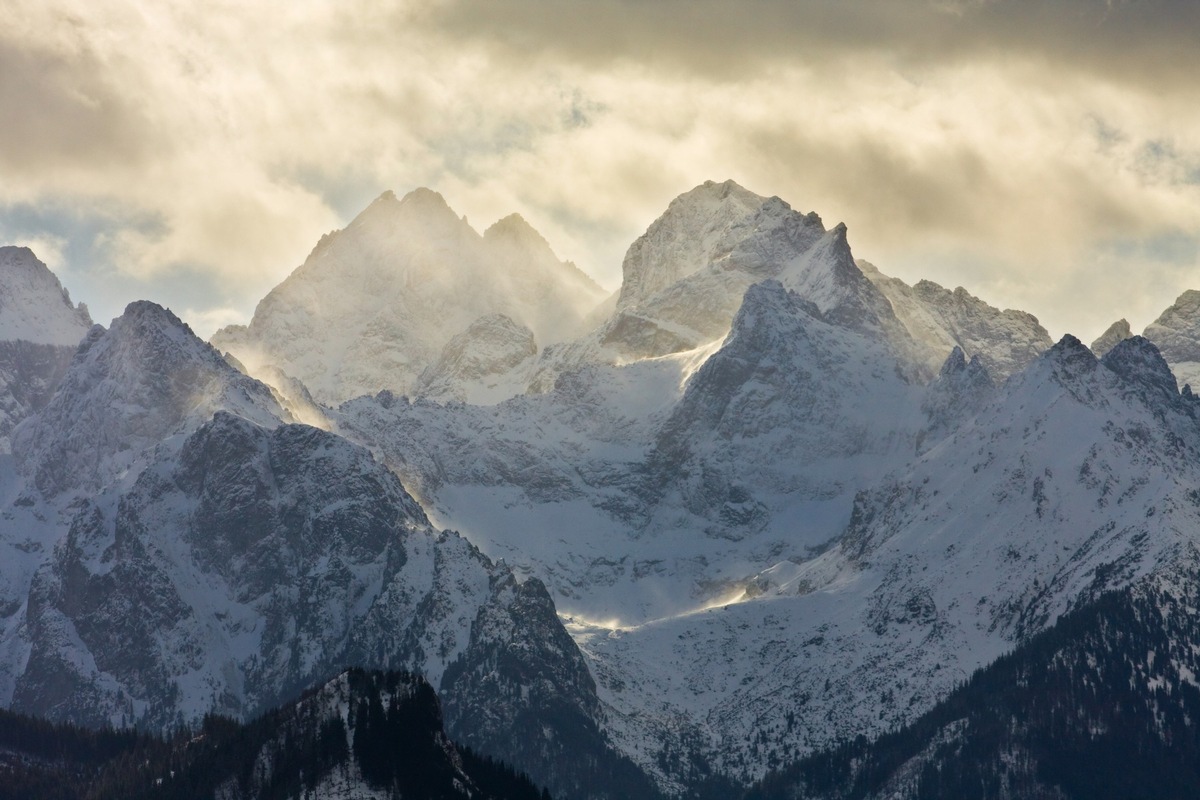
3,0,1199,341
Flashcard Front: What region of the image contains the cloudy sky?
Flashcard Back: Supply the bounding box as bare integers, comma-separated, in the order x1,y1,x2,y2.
5,0,1200,341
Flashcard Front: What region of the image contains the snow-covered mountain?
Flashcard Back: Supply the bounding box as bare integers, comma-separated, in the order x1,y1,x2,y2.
0,247,93,452
211,189,606,404
332,184,944,626
576,334,1200,786
859,259,1052,380
326,182,1200,792
528,180,886,390
0,297,653,800
9,175,1200,798
0,247,92,347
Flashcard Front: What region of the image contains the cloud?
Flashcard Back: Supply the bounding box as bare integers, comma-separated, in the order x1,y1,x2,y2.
3,0,1200,341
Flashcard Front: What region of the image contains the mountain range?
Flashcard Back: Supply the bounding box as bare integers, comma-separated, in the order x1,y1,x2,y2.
4,180,1200,798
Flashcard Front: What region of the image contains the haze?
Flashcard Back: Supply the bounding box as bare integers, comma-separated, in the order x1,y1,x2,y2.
4,0,1199,341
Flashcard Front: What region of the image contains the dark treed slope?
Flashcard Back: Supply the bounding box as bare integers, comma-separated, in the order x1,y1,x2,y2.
746,563,1200,800
0,669,551,800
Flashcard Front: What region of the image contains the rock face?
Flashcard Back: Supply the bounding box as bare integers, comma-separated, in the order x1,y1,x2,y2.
860,260,1053,380
0,248,93,452
608,180,833,358
211,189,606,404
415,314,538,404
1144,289,1200,363
645,279,923,538
532,179,917,391
0,247,92,347
0,297,651,800
1143,290,1200,390
1091,317,1132,357
13,301,287,498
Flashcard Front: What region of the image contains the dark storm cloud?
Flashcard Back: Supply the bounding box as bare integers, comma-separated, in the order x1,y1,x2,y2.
0,36,159,177
431,0,1200,90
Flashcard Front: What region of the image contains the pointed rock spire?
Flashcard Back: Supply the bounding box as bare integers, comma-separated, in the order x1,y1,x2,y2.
1091,318,1132,357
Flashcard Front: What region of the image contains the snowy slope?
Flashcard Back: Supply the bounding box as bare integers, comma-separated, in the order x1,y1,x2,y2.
860,259,1052,380
0,297,649,800
0,247,93,452
12,301,288,499
579,335,1200,785
211,189,606,404
0,247,92,347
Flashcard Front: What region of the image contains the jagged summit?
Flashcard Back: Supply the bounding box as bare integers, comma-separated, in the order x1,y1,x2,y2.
617,178,770,309
117,299,201,340
212,189,606,404
919,345,994,450
14,299,286,497
860,261,1053,380
1091,317,1132,357
1044,333,1098,375
484,212,542,242
1101,334,1181,408
940,344,969,375
0,246,92,347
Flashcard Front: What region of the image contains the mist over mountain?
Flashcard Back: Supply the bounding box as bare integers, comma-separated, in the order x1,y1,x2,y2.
210,188,606,405
6,179,1200,798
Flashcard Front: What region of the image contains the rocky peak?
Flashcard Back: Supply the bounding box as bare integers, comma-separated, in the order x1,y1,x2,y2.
1144,289,1200,364
13,300,286,497
0,246,92,346
348,187,471,245
1091,318,1132,357
1040,334,1099,388
484,212,545,247
617,179,767,309
778,222,910,349
1101,335,1180,408
939,344,968,376
415,314,538,404
920,346,994,449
